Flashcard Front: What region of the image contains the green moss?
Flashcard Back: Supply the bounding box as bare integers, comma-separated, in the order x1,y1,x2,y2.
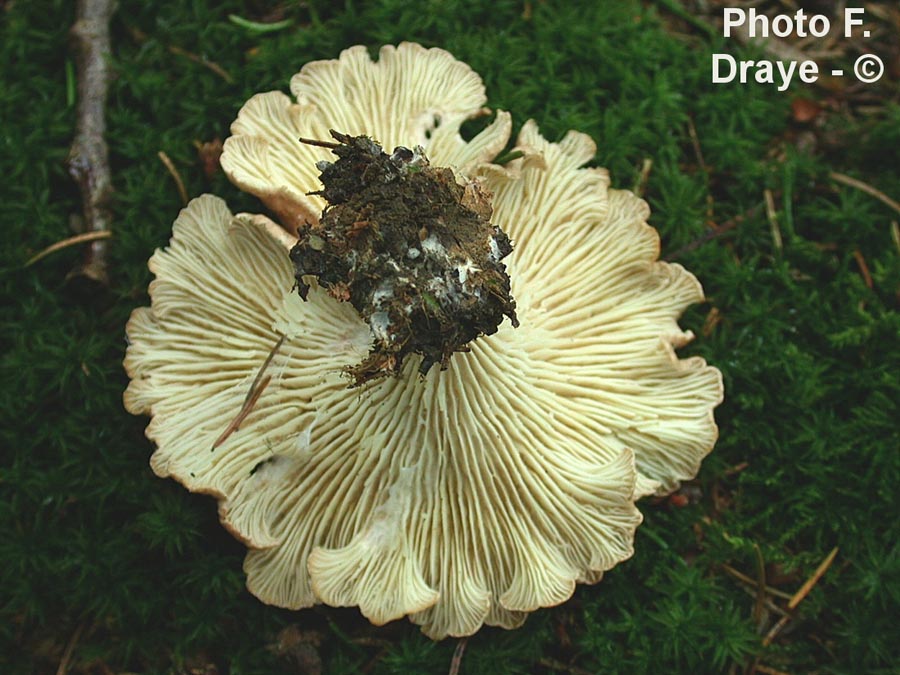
2,1,898,673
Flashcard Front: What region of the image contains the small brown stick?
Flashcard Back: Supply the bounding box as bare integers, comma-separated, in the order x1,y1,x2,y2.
26,230,112,267
721,564,794,601
701,306,721,337
168,44,234,83
753,664,793,675
723,461,750,477
125,26,233,83
212,375,273,450
852,250,873,289
734,585,790,618
665,203,763,261
243,334,286,407
633,158,653,198
891,221,900,255
762,547,839,647
686,115,708,174
56,621,86,675
157,151,189,206
447,637,468,675
764,189,783,251
686,116,716,224
298,136,341,149
212,334,286,450
785,547,840,611
67,0,115,285
830,172,900,217
752,544,768,629
522,0,533,21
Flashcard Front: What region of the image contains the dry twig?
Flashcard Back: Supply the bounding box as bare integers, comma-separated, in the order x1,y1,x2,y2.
212,334,286,450
665,203,763,261
298,136,341,149
168,44,233,83
125,26,233,83
701,306,722,337
67,0,115,285
721,564,794,602
633,158,653,198
158,151,189,205
752,544,768,629
764,189,783,251
830,172,900,217
735,584,790,619
762,547,839,647
447,637,468,675
686,115,708,174
56,621,86,675
26,231,113,267
852,250,873,289
723,461,750,477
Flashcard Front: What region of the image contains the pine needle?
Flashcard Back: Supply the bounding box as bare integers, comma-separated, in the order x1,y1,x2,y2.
765,189,783,251
830,172,900,217
228,14,294,34
721,564,793,601
852,250,873,288
157,151,189,206
447,638,468,675
26,230,113,267
168,45,234,83
212,334,286,450
56,621,86,675
762,547,839,646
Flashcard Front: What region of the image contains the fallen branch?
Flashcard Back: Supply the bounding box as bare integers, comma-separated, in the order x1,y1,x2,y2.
67,0,115,285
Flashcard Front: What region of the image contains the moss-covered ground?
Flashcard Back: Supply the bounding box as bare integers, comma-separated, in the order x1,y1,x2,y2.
2,1,898,673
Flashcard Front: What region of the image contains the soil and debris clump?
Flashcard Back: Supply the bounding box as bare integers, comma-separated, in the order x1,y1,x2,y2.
290,130,518,386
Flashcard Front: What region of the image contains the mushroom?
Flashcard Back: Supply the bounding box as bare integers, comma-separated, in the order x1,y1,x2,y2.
125,43,723,639
221,42,511,236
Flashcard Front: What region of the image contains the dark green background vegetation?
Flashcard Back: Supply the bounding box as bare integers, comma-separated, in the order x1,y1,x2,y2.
2,1,898,673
